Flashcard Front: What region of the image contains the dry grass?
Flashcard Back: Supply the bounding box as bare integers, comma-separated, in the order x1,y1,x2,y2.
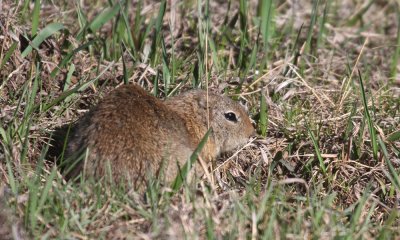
0,0,399,239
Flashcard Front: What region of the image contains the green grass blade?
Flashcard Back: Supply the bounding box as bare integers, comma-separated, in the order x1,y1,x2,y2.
348,186,371,237
62,63,76,104
26,64,40,114
19,119,31,164
390,6,400,79
170,128,212,193
88,4,121,33
259,0,274,52
117,1,137,61
283,23,303,77
247,38,259,74
208,37,220,71
31,0,41,36
37,166,57,216
161,37,171,93
387,130,400,142
206,213,215,239
316,1,331,50
21,23,65,58
139,18,155,52
133,0,143,39
306,124,327,174
153,69,159,96
0,42,17,70
262,207,276,239
259,92,268,137
50,39,97,78
304,0,320,55
75,3,89,41
377,209,398,239
21,0,30,15
5,154,18,195
45,62,113,112
150,0,166,66
0,125,8,145
63,63,75,92
26,163,42,229
76,1,88,28
378,137,400,189
346,0,375,26
121,45,129,85
238,0,249,70
358,70,378,159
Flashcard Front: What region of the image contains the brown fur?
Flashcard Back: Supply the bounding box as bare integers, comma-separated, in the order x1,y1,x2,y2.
65,84,255,190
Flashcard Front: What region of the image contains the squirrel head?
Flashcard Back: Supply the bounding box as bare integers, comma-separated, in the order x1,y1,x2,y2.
188,90,256,154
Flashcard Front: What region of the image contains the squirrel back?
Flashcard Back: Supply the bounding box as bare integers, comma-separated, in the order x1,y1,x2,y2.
64,84,255,190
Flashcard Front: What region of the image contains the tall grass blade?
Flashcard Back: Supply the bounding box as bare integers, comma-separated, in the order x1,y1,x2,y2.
346,0,375,26
31,0,41,36
358,70,378,159
150,0,166,66
390,5,400,79
283,24,303,77
259,92,268,137
26,64,40,114
45,62,113,112
208,37,220,71
306,123,327,174
88,4,121,33
5,155,18,195
377,209,398,239
62,64,75,104
21,0,30,15
63,64,75,92
37,167,57,217
117,1,138,61
121,45,129,85
75,3,89,41
161,37,171,93
246,38,258,75
26,167,41,229
196,0,207,86
170,128,212,193
378,137,400,190
238,0,248,70
22,23,65,58
19,120,31,164
304,0,320,55
76,2,88,29
348,186,371,237
316,1,331,50
206,213,215,239
153,69,160,96
259,0,274,53
50,39,96,78
0,42,17,70
386,130,400,142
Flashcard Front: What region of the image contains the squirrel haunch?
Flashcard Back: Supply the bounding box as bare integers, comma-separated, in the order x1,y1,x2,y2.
65,84,255,189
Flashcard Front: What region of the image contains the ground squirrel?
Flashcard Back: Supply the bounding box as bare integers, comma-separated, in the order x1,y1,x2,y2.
63,84,255,190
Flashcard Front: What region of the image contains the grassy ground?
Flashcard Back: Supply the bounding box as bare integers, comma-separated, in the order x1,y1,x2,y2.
0,0,399,239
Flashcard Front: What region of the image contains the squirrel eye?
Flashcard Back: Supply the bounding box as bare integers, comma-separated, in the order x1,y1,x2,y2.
224,112,238,122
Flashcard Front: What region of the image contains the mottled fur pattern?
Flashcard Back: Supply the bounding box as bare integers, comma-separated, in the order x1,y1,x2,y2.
65,84,254,190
